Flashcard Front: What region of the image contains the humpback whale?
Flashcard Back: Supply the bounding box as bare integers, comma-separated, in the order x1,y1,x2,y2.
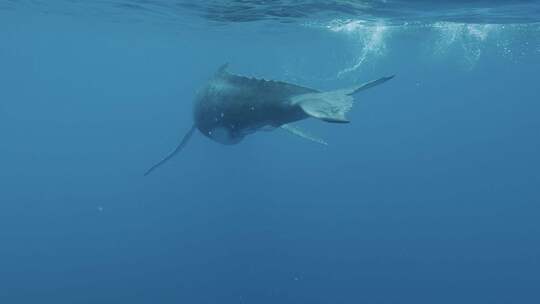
144,64,393,175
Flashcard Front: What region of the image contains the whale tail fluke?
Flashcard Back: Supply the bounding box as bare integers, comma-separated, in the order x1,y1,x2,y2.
144,125,197,176
292,75,394,123
347,75,395,95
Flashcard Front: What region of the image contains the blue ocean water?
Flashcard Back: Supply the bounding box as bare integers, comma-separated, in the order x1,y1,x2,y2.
1,1,540,303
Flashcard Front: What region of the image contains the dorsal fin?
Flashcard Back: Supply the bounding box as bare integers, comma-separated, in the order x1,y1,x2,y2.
216,63,229,76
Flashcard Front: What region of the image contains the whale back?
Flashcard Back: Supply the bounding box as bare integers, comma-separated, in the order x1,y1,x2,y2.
215,63,319,99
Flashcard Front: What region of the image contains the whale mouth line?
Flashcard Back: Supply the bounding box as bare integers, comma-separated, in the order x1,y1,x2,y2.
207,127,244,145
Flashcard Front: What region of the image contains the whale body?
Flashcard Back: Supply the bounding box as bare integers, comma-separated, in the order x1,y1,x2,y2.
144,64,393,175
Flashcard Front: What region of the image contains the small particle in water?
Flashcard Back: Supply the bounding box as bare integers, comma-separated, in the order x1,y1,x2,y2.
220,112,225,117
250,106,255,111
97,206,104,212
294,277,299,281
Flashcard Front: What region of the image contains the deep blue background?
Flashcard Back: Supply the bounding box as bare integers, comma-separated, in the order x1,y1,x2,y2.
1,8,539,304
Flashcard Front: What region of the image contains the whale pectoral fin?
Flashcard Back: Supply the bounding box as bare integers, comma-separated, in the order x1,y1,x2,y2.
293,91,353,123
144,124,197,176
281,124,328,146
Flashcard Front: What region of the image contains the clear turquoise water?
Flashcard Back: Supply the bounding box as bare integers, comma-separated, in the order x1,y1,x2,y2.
1,1,539,303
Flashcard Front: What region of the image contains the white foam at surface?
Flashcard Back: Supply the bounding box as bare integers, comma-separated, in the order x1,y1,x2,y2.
432,22,500,68
326,19,390,77
319,19,538,75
